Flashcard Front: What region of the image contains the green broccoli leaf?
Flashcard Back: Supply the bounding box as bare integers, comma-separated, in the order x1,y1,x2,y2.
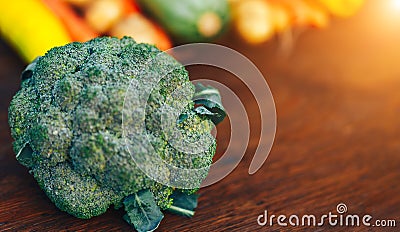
193,83,226,125
167,191,199,218
15,143,34,168
123,190,164,232
21,56,40,81
193,106,214,117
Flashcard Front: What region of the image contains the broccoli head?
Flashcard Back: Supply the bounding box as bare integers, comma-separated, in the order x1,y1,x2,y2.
8,37,225,231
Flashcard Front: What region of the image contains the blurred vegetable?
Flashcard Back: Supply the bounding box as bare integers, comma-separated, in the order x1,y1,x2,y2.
229,0,334,45
316,0,364,17
120,0,141,15
137,0,230,43
303,0,330,28
43,0,170,50
277,0,329,28
231,0,275,44
110,13,172,50
42,0,99,41
0,0,367,61
84,0,126,33
63,0,91,7
0,0,71,62
269,2,291,33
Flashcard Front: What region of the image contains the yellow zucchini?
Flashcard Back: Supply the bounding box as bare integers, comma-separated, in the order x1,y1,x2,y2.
0,0,71,62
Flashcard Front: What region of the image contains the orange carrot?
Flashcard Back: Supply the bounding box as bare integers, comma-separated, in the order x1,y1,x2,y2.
121,0,140,15
84,0,125,33
110,13,172,50
152,22,172,50
63,0,91,7
42,0,99,41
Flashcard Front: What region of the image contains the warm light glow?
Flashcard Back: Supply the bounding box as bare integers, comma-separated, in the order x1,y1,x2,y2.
377,0,400,21
390,0,400,10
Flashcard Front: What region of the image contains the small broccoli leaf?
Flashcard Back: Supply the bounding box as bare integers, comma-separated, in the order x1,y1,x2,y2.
123,190,164,232
193,106,214,117
193,83,226,125
21,56,40,81
166,191,199,218
16,143,34,168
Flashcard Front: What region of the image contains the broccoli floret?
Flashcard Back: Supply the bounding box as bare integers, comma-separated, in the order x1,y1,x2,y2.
32,162,122,219
8,37,225,230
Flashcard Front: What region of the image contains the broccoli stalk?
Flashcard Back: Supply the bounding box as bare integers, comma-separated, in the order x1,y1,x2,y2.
8,37,225,231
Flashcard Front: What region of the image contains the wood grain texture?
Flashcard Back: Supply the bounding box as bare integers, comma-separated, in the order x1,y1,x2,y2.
0,1,399,231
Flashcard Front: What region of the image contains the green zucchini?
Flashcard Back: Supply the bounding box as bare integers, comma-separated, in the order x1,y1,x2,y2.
138,0,230,43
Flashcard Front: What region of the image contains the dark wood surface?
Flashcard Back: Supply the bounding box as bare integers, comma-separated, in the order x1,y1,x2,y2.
1,1,399,231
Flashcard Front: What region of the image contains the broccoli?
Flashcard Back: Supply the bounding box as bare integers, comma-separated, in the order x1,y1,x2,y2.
8,37,225,232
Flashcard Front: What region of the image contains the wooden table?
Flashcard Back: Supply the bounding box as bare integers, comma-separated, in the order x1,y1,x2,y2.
1,1,399,231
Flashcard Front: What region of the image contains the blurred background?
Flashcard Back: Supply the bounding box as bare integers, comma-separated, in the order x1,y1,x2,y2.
0,0,378,62
1,0,400,86
1,0,399,231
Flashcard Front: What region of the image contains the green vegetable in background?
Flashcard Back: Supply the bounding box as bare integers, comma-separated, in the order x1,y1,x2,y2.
8,37,225,231
137,0,231,43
